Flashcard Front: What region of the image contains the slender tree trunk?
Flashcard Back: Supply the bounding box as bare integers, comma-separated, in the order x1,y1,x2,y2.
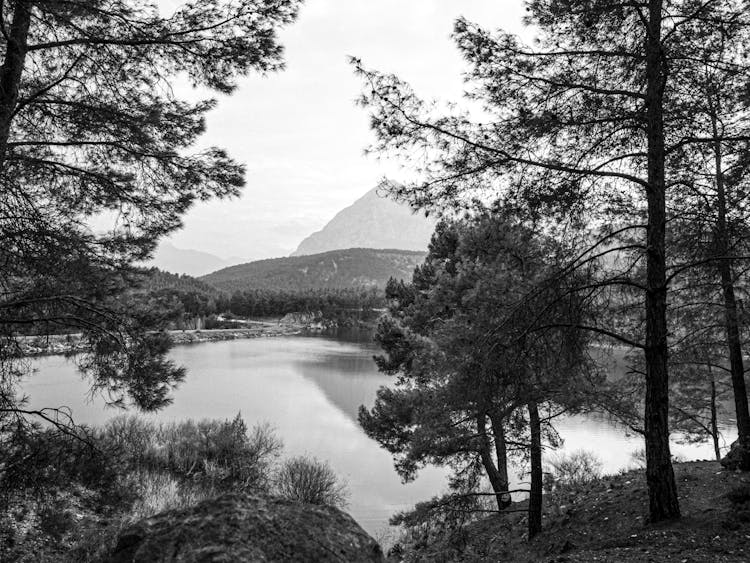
527,401,543,539
0,0,32,167
710,375,721,462
643,0,680,521
477,413,510,510
711,112,750,468
489,410,511,507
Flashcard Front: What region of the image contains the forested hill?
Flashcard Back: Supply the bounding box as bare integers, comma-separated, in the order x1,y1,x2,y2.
200,248,426,291
143,268,221,295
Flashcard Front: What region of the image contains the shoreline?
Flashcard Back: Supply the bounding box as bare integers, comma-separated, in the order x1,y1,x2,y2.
169,324,304,346
16,321,306,357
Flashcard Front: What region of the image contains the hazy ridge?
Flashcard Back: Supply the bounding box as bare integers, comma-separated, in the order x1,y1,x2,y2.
292,188,437,256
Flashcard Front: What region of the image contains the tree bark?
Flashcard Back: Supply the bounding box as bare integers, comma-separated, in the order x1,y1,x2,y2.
476,413,511,510
527,401,543,539
710,374,721,462
0,0,32,168
643,0,680,521
489,410,511,507
710,111,750,467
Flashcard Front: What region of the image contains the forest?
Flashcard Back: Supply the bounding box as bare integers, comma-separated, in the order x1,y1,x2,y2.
8,267,387,335
145,269,386,326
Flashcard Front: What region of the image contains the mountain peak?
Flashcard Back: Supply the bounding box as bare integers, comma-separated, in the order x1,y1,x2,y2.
291,188,437,257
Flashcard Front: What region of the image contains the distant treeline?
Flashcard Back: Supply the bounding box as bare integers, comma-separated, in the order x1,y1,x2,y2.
142,269,386,324
145,269,219,294
15,269,388,336
226,287,385,318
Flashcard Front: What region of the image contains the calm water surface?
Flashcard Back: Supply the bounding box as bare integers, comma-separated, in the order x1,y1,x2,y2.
24,335,729,536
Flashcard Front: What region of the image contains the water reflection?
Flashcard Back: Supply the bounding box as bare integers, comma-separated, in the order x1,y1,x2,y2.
24,337,447,536
22,336,733,536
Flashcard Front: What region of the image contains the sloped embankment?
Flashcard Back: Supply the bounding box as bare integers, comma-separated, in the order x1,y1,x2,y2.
402,462,750,562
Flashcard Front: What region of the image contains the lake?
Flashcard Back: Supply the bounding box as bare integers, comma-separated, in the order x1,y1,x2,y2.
23,335,730,537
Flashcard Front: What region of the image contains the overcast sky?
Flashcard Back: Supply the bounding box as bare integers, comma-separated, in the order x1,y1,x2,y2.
163,0,527,261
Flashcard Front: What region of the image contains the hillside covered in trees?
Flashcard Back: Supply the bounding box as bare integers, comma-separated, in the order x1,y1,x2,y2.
134,268,386,327
201,248,426,291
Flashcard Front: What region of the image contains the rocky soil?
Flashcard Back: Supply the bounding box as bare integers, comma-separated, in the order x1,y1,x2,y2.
394,461,750,562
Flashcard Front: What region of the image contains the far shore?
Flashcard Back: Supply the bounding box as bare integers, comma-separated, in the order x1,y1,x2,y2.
16,320,306,357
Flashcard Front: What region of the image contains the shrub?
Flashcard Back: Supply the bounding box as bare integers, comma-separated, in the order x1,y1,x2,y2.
545,450,603,491
123,471,212,523
3,414,290,562
0,424,110,495
38,499,76,542
274,455,348,508
98,413,282,493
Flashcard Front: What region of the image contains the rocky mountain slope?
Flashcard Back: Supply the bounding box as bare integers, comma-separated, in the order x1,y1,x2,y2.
292,188,437,256
201,248,425,291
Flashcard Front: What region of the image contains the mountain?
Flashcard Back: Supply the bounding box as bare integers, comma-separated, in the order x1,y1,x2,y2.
291,188,437,256
148,243,232,277
201,248,426,292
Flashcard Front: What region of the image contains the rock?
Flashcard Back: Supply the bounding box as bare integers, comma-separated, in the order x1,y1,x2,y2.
107,494,384,563
721,439,750,471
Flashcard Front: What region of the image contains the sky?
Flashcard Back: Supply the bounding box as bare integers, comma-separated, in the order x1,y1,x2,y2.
162,0,528,261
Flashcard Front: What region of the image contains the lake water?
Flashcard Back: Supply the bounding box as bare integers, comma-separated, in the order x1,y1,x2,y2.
23,335,731,537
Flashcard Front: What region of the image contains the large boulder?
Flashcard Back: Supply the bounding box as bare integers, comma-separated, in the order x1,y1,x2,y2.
107,494,384,562
720,439,750,471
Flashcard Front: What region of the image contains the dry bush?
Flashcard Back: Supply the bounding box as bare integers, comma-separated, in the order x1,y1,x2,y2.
274,455,348,508
98,413,281,493
544,450,603,492
123,471,212,523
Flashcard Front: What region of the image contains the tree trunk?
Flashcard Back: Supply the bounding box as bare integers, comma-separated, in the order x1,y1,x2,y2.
0,0,32,167
489,410,511,507
476,413,510,510
643,0,680,521
711,112,750,468
710,374,721,462
527,401,543,539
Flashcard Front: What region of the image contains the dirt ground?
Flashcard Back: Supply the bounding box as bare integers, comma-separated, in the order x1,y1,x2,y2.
401,461,750,562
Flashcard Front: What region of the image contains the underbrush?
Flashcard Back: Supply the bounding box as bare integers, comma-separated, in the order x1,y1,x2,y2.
0,413,348,562
99,414,282,495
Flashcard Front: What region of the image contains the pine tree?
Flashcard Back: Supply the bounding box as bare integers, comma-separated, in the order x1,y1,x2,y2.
353,0,750,521
0,0,300,438
362,212,598,538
